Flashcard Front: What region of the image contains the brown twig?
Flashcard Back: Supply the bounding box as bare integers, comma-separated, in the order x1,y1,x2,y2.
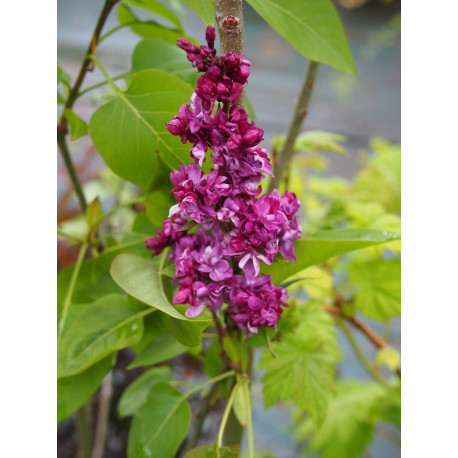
323,304,387,349
57,0,120,213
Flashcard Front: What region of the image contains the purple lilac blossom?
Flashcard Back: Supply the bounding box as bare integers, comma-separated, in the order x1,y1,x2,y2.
146,26,302,335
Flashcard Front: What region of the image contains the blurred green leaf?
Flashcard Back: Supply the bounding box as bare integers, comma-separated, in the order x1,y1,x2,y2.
110,253,190,320
375,347,400,372
132,38,198,86
128,332,187,368
379,381,401,426
64,109,88,140
184,444,239,457
352,139,401,213
233,378,251,428
349,259,401,321
128,383,191,457
57,354,115,423
245,0,356,75
123,0,182,29
85,197,102,229
302,380,386,458
58,294,148,377
263,229,400,284
90,69,193,188
118,366,172,417
258,310,338,425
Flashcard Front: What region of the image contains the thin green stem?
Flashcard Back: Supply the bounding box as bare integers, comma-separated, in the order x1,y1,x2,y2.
92,230,149,245
90,197,144,231
339,320,388,387
77,72,135,98
217,383,238,451
185,371,235,401
88,55,121,94
57,131,87,212
58,243,88,342
101,237,149,255
98,21,146,43
245,381,255,458
268,60,320,192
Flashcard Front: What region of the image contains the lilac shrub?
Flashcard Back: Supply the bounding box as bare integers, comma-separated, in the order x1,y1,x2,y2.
146,26,302,335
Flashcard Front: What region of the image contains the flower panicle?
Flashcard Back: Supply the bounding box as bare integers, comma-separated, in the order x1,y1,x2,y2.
146,26,302,336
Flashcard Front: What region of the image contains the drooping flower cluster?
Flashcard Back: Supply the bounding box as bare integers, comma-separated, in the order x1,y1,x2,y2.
146,26,302,335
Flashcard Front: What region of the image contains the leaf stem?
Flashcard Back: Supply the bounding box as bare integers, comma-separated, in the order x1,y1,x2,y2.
58,242,88,342
57,0,120,213
185,370,235,401
268,60,320,192
339,320,388,387
77,71,135,97
217,383,238,451
244,381,255,458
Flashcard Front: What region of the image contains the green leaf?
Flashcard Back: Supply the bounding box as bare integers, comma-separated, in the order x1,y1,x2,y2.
303,380,385,458
58,354,115,423
64,108,88,140
128,383,191,457
110,253,190,320
184,444,239,457
349,259,401,321
245,0,356,75
379,381,401,426
90,69,193,188
294,130,348,156
233,379,251,428
129,332,187,368
57,253,123,304
203,340,223,377
284,266,333,300
258,327,337,425
57,64,63,85
117,4,189,44
118,366,172,417
57,91,66,105
169,315,211,347
262,229,400,284
58,294,149,378
85,197,102,228
375,347,400,372
123,0,182,29
132,38,198,86
181,0,215,25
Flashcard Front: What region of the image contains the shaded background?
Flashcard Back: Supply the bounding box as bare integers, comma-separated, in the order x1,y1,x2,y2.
58,1,400,456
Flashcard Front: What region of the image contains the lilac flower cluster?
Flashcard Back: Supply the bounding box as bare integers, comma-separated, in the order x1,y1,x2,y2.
146,26,302,335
